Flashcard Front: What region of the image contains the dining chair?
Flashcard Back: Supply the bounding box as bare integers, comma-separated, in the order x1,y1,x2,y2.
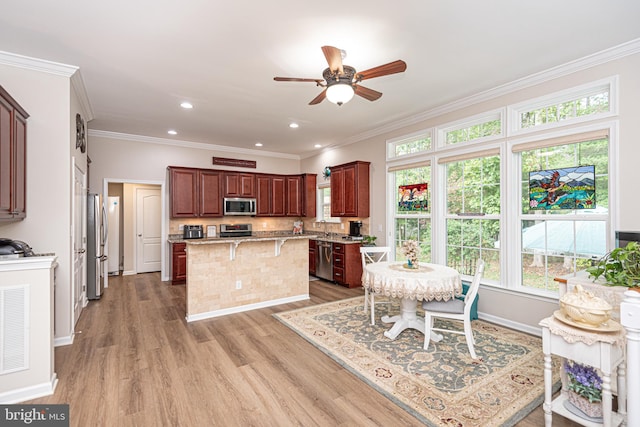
360,246,391,325
422,259,484,359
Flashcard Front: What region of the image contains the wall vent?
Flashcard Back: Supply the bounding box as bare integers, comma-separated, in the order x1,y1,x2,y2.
0,284,29,374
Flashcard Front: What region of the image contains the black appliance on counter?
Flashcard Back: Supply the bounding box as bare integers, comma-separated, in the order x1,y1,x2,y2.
348,221,363,240
219,223,252,237
183,225,204,239
0,238,35,259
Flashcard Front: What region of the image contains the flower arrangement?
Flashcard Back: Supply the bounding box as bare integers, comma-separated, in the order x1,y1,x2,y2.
402,240,419,268
564,360,602,403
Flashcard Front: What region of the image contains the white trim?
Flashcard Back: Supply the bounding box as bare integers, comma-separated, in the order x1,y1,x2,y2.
0,375,58,404
386,129,433,161
0,50,78,77
54,335,74,347
186,294,309,322
89,129,300,160
436,108,505,148
478,312,542,337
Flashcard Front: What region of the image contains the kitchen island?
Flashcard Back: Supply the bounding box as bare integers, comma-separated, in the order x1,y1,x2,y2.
180,233,316,322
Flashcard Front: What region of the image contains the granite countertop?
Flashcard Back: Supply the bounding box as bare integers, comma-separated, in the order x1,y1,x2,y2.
168,232,319,244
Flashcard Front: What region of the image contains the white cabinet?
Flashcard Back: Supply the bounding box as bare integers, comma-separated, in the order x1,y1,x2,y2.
0,256,57,403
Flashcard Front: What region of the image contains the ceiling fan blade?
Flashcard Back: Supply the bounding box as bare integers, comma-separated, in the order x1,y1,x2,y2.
354,85,383,102
321,46,344,75
274,77,324,84
309,89,327,105
356,60,407,81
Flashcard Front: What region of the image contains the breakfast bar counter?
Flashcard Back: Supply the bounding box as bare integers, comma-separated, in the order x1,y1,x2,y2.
183,233,317,322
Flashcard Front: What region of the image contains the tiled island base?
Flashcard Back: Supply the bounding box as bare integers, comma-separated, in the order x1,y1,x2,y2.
185,236,311,322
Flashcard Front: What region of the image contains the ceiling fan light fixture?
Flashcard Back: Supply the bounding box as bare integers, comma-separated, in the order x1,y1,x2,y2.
326,83,354,106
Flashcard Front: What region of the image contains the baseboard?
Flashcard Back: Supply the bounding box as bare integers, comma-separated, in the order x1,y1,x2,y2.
478,312,542,337
122,270,136,276
186,294,310,322
54,333,74,347
0,374,58,404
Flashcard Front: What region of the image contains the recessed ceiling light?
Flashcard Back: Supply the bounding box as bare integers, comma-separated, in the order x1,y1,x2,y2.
180,102,193,109
255,142,263,147
167,130,177,135
314,144,322,148
289,122,299,129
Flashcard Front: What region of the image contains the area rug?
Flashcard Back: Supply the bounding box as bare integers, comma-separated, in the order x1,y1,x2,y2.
274,297,560,427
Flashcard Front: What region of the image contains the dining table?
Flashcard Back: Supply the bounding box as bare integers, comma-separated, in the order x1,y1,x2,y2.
362,261,462,340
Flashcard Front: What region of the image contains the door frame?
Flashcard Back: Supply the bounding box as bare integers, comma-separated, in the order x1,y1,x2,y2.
102,178,166,288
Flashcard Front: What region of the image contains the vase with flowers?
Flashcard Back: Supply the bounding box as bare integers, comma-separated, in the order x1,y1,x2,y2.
563,360,603,420
402,240,419,269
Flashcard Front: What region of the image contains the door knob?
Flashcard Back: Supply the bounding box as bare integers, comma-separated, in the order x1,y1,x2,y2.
138,234,142,237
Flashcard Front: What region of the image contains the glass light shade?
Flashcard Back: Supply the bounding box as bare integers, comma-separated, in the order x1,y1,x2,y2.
326,83,355,105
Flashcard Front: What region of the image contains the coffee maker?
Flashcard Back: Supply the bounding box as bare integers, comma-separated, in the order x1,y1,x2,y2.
349,221,363,240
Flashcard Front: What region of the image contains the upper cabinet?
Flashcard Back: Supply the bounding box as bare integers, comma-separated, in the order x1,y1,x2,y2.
330,161,370,217
0,86,28,221
169,167,223,218
224,172,255,197
170,167,316,219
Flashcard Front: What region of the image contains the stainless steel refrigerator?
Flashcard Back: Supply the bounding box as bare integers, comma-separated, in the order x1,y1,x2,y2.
87,193,108,300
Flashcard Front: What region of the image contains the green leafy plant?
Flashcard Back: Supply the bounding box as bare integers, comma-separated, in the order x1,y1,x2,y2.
586,241,640,287
362,235,377,246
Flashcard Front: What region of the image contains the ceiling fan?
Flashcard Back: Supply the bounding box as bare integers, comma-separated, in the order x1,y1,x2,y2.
274,46,407,106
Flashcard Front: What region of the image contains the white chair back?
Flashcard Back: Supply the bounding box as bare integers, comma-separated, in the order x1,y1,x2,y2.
463,259,484,307
360,246,391,267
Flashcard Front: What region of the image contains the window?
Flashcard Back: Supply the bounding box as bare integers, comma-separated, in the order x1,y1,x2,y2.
316,184,339,223
515,131,609,292
442,151,501,280
439,111,503,147
387,131,432,159
390,163,431,262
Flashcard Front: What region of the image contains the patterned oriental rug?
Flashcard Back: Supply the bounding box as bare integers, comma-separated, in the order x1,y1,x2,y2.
274,297,560,427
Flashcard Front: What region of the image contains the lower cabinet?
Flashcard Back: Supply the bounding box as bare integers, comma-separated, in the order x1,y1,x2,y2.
171,242,187,285
332,242,362,288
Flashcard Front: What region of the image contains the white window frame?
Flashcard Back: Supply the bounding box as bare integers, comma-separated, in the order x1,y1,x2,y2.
507,76,618,136
315,182,340,223
436,108,505,148
386,129,433,161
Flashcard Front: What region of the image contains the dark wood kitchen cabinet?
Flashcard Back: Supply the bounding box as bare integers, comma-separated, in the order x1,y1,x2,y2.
224,172,255,197
171,242,187,285
169,167,223,218
256,174,286,216
330,161,370,217
0,85,28,221
285,173,317,217
332,242,363,288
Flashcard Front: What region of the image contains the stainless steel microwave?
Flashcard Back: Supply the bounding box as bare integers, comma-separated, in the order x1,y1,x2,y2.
223,198,257,216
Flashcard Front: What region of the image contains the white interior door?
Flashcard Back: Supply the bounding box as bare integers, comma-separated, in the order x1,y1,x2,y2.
136,187,161,273
73,162,86,324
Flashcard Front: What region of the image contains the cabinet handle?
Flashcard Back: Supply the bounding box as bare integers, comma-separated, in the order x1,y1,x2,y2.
335,258,341,262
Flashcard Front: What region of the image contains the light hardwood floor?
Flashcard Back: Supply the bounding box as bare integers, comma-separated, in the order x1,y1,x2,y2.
28,273,580,426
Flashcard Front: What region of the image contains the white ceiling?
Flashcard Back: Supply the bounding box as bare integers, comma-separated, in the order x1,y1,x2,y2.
1,1,640,157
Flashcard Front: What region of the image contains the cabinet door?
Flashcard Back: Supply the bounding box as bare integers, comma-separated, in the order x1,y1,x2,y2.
341,165,357,217
330,167,345,216
199,170,223,217
309,240,316,274
172,243,187,285
302,174,317,218
11,111,27,219
286,175,302,217
256,175,271,216
271,176,286,216
225,173,255,197
0,96,11,219
170,167,198,217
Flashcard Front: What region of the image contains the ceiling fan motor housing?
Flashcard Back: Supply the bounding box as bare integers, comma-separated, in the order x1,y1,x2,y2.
323,65,356,86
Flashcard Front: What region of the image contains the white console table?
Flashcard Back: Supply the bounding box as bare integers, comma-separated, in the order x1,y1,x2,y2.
540,316,626,427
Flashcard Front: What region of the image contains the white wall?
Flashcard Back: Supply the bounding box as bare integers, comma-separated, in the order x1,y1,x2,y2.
0,60,82,343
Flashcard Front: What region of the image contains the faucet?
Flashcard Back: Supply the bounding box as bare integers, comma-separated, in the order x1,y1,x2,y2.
321,220,329,237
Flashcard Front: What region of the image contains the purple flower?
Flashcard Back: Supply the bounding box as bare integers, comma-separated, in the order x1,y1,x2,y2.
564,360,602,402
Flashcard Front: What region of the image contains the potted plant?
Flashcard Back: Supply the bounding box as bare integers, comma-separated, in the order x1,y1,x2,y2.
586,241,640,288
362,235,377,246
563,360,603,419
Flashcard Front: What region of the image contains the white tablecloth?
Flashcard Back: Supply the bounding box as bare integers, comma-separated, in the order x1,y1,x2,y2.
362,261,462,301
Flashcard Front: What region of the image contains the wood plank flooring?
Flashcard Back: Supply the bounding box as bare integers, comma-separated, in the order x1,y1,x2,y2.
28,273,580,426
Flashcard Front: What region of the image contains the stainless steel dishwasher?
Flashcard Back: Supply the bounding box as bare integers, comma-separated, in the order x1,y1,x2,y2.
315,240,333,280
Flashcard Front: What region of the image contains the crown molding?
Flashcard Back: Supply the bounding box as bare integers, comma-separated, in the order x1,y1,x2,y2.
71,70,94,121
341,37,640,147
0,50,78,77
88,130,300,160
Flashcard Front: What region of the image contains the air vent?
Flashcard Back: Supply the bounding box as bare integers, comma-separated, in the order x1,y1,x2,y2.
1,284,29,374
